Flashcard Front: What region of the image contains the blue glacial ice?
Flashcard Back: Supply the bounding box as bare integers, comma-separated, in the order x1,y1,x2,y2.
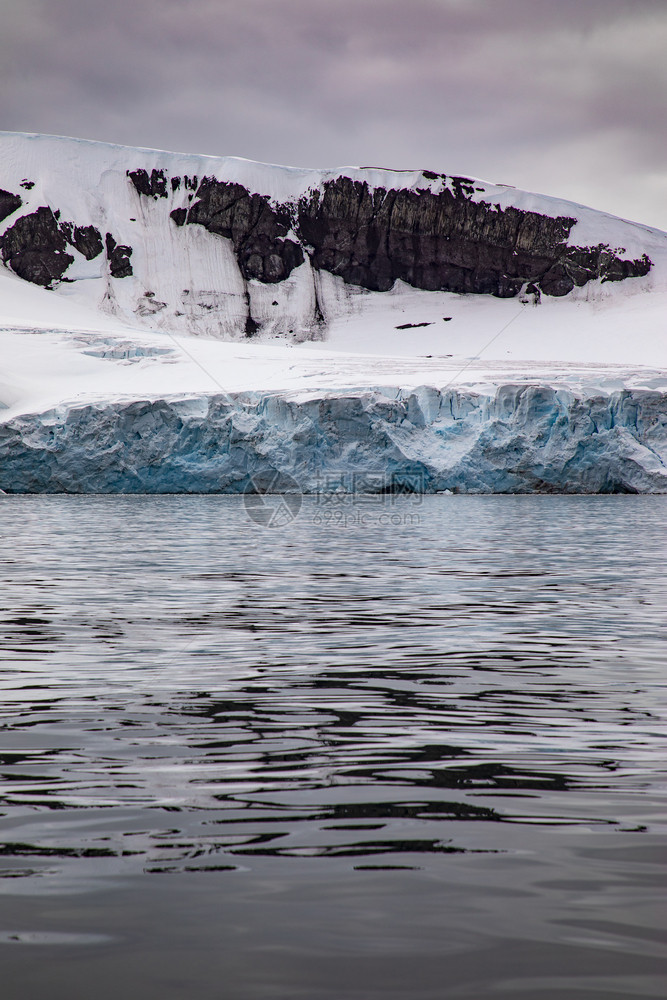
1,383,667,494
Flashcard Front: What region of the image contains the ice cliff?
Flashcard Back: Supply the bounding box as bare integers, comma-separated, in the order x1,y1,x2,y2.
2,384,666,494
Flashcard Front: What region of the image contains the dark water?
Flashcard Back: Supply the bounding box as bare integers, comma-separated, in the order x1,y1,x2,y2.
0,495,666,999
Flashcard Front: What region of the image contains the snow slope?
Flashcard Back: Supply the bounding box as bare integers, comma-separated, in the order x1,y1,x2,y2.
1,133,667,494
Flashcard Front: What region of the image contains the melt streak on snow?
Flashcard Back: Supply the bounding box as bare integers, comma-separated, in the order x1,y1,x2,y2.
1,133,667,494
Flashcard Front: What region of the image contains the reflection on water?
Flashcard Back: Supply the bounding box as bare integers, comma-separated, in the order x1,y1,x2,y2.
0,496,666,997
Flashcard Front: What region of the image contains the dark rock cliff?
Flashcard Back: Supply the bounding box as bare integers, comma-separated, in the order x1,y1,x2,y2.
0,188,22,224
0,206,128,287
0,166,652,300
171,173,650,298
296,178,651,297
60,222,104,261
0,207,75,286
183,178,304,283
127,168,169,199
104,233,133,279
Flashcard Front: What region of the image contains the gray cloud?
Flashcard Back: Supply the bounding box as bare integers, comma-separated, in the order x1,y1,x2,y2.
1,0,666,228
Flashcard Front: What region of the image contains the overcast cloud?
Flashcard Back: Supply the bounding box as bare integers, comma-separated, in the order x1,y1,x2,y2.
1,0,666,228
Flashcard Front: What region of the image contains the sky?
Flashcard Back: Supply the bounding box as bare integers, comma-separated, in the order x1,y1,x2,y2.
1,0,666,229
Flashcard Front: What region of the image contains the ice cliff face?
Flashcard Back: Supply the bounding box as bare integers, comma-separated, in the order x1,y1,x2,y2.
0,133,659,341
2,384,666,494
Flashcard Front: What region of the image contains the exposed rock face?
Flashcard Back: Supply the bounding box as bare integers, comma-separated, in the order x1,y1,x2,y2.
0,205,130,287
60,222,104,260
159,173,650,298
0,207,75,287
0,189,22,224
105,233,133,278
127,168,169,199
184,178,304,283
169,207,187,227
296,178,651,297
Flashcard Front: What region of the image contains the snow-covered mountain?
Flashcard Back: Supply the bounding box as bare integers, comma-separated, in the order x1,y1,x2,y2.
1,131,666,341
1,132,667,494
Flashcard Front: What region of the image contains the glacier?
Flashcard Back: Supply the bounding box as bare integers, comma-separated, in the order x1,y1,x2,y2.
2,132,667,495
2,383,666,494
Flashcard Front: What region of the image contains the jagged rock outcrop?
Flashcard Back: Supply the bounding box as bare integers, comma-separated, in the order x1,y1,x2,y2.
139,171,652,298
0,205,130,287
0,207,75,286
183,178,304,283
104,233,133,278
296,178,651,297
127,167,169,199
60,222,104,260
0,188,22,224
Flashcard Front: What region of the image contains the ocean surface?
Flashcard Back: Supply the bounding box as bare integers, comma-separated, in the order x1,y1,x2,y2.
0,494,665,999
